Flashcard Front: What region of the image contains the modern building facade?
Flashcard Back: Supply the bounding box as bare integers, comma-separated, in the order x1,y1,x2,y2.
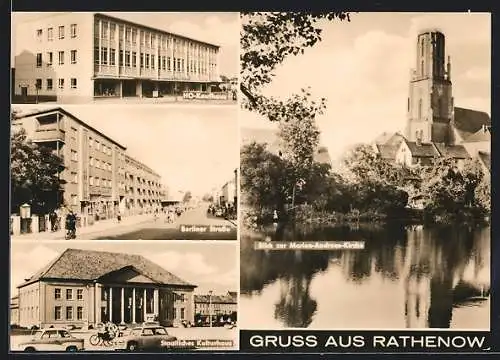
194,291,237,317
12,107,164,221
220,169,238,207
16,248,197,329
124,154,163,216
14,12,221,103
11,296,20,326
374,30,491,170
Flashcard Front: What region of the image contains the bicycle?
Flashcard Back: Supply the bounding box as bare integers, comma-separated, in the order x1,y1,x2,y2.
89,330,117,347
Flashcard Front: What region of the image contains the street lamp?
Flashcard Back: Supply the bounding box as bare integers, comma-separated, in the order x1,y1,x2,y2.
208,290,213,328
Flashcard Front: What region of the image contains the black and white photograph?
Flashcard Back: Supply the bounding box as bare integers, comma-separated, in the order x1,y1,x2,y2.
239,12,491,329
11,12,238,105
10,105,238,240
10,241,238,351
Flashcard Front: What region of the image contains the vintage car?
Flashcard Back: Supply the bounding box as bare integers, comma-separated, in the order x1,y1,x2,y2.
114,325,193,351
15,328,85,352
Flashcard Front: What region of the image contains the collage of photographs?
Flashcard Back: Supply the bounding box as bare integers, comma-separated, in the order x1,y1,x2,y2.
9,11,491,353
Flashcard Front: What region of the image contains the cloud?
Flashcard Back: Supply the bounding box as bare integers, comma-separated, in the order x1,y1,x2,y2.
147,251,218,277
462,67,490,82
11,245,60,295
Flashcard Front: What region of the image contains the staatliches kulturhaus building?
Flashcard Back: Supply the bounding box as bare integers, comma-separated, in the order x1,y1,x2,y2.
15,248,197,329
13,12,221,103
12,107,165,223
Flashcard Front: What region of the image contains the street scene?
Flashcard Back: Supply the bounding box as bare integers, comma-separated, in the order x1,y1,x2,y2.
240,12,490,329
10,105,238,241
11,12,238,104
10,242,239,351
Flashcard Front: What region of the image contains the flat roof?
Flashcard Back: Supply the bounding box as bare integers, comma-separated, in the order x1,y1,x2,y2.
95,12,221,49
16,107,127,150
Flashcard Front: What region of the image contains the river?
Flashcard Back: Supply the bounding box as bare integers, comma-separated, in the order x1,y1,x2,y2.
240,223,490,330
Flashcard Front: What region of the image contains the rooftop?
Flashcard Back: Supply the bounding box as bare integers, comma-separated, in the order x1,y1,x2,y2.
433,143,470,159
194,292,237,304
96,12,221,49
404,140,441,158
478,151,491,172
18,248,196,289
453,107,491,140
15,107,127,150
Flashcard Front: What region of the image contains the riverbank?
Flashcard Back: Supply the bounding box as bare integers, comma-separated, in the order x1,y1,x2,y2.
242,204,490,230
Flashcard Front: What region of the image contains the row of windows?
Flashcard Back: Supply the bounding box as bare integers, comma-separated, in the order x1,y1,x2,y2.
54,288,84,300
95,19,217,57
35,78,78,90
89,157,113,171
89,137,113,156
93,47,214,74
54,306,84,321
89,176,112,188
36,24,77,42
36,50,77,67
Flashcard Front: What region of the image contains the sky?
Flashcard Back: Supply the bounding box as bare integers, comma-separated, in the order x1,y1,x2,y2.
240,12,491,164
13,104,239,197
10,242,238,296
11,11,239,77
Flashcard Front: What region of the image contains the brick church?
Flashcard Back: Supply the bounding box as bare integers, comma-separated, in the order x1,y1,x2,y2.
373,30,491,174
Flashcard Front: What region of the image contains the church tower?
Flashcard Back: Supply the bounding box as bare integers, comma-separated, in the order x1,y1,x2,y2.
405,30,454,144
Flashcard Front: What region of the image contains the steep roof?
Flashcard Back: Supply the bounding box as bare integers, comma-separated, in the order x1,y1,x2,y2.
404,140,440,158
373,132,405,146
375,144,399,160
462,126,491,143
18,248,196,289
478,151,491,172
194,293,237,304
433,143,471,159
452,107,491,140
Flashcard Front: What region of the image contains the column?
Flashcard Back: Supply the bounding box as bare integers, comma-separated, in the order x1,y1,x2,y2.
115,23,120,77
136,29,141,77
95,283,102,324
143,288,147,319
109,287,113,323
153,289,159,316
120,287,125,324
98,19,102,73
132,288,136,323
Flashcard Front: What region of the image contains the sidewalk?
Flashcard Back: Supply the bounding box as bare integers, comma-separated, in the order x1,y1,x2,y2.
11,214,153,241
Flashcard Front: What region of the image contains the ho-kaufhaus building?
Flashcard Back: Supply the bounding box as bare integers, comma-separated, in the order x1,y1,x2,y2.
12,107,164,221
13,12,221,103
14,248,196,329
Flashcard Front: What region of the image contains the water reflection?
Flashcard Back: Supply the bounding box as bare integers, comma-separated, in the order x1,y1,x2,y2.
240,224,490,329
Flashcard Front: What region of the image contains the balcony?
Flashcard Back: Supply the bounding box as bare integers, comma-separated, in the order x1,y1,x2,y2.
33,128,65,143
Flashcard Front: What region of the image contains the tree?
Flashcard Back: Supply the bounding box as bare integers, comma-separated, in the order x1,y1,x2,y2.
240,141,298,215
10,127,64,214
202,193,214,203
182,191,192,203
419,157,484,217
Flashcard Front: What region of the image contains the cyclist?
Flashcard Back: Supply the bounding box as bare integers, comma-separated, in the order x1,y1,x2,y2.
65,210,77,239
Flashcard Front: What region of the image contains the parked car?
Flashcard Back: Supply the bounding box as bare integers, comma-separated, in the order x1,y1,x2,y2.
15,328,85,352
114,325,183,351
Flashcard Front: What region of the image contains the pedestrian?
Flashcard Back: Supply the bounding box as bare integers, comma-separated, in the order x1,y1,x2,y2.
116,211,121,223
49,211,58,232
